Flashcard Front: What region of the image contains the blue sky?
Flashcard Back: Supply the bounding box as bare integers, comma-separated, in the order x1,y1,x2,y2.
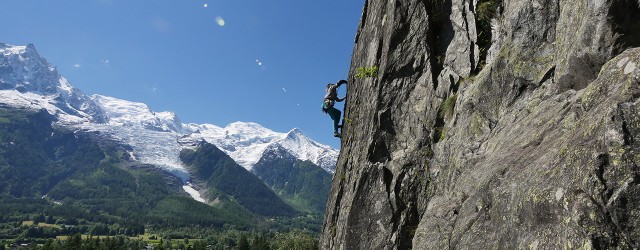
1,0,362,149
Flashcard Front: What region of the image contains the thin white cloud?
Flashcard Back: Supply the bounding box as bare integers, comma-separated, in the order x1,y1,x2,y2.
215,17,225,27
145,83,159,93
73,64,81,68
153,18,172,32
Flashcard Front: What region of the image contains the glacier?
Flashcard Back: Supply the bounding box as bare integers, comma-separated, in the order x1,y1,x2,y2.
0,42,339,202
182,183,206,203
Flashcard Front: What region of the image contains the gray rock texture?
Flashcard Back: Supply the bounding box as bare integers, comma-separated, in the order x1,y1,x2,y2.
321,0,640,249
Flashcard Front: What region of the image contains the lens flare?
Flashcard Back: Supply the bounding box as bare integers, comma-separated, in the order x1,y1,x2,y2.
216,17,225,26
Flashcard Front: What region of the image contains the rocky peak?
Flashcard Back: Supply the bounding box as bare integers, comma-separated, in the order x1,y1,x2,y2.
277,128,338,173
322,0,640,249
0,43,106,123
0,43,59,95
285,128,303,138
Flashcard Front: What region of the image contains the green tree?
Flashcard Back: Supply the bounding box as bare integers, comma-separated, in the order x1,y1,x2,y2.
104,237,119,250
157,238,164,250
193,240,207,250
237,234,249,250
64,233,82,250
33,213,45,223
251,233,269,250
83,235,97,250
164,237,172,250
54,239,63,250
91,237,101,250
129,239,145,250
41,239,53,250
45,215,55,224
272,230,318,250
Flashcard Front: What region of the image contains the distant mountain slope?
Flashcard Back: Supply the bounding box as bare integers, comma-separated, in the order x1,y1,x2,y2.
0,42,334,233
0,107,103,197
187,123,338,173
253,144,332,214
0,42,338,180
0,107,254,233
180,142,297,217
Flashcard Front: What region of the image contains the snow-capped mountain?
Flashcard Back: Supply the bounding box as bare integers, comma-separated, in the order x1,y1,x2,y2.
91,94,189,134
83,94,338,174
0,43,106,123
0,43,338,183
278,128,337,172
185,122,338,172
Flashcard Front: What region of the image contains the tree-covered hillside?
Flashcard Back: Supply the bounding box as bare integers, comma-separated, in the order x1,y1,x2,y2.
180,142,297,217
253,145,332,215
0,107,285,241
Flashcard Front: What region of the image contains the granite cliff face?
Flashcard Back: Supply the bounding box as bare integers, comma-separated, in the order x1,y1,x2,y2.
322,0,640,249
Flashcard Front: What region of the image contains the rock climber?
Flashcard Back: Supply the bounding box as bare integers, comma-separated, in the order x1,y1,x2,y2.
322,79,348,138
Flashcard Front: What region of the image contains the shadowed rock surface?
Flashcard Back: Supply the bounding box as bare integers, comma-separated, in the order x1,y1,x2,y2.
322,0,640,249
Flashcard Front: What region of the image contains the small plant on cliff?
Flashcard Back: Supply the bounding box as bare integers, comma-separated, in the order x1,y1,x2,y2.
423,145,434,158
477,0,500,23
354,66,379,78
440,95,458,120
434,127,448,142
475,0,501,73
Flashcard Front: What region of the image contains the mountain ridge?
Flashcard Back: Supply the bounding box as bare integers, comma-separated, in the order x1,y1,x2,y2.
180,141,298,217
0,42,338,179
0,41,336,236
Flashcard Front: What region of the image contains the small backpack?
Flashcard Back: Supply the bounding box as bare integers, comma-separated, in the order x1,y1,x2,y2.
321,100,328,113
321,84,338,113
321,99,334,113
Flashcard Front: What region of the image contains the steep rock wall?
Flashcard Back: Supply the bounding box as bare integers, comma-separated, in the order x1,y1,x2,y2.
322,0,640,249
